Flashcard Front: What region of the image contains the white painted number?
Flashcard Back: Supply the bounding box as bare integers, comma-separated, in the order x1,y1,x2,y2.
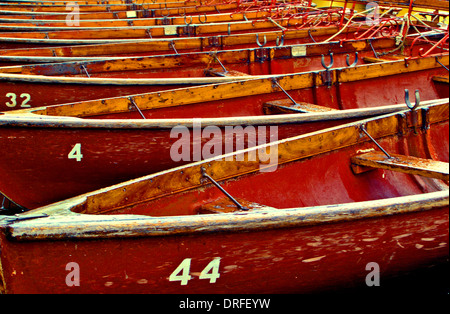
169,258,192,286
5,93,16,108
199,258,221,283
169,258,221,285
68,143,83,162
5,93,31,108
20,93,31,107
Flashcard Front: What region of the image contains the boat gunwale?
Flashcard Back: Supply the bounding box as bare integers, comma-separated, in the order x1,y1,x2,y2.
0,99,448,129
2,190,448,241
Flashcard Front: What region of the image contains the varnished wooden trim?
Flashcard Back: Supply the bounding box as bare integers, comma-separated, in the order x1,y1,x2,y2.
4,191,448,241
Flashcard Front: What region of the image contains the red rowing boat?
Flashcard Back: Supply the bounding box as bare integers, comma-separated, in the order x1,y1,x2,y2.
0,101,447,293
0,54,447,209
1,36,446,108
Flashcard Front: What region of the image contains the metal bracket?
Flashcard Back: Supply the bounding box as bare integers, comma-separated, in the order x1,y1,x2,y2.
321,53,334,87
182,25,195,37
201,168,249,211
211,53,228,73
360,124,392,159
208,36,220,48
129,97,146,119
421,107,430,131
169,41,179,55
256,48,269,63
161,16,171,25
405,89,421,134
436,57,449,71
80,65,90,78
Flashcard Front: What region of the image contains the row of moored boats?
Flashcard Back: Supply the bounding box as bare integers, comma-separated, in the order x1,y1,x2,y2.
0,0,448,294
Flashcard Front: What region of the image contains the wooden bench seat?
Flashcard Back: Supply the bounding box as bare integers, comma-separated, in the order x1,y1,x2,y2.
199,197,274,214
204,69,250,77
263,99,338,114
351,151,449,181
433,75,449,84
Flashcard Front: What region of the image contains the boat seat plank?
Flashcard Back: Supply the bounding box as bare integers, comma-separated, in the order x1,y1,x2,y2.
363,56,404,63
263,99,338,115
351,151,449,181
198,197,274,214
204,69,250,77
433,75,449,84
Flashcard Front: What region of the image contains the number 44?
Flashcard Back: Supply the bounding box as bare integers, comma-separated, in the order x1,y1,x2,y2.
169,258,221,286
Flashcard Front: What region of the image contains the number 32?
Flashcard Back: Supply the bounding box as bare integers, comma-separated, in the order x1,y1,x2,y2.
6,93,31,108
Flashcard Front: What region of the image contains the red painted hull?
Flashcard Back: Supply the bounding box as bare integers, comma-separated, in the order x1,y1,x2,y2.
0,207,448,294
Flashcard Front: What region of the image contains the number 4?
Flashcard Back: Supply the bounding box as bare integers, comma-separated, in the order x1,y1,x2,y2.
68,143,83,162
169,258,192,286
199,257,221,283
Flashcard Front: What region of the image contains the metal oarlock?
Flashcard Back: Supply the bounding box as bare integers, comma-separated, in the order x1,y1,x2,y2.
198,14,207,24
184,15,193,25
346,52,358,67
321,52,334,70
276,34,285,47
404,89,420,110
201,167,249,211
255,34,267,47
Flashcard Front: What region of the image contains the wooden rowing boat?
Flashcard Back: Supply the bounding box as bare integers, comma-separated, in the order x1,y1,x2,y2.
0,53,447,209
0,52,447,110
0,10,271,28
0,1,296,20
0,38,447,108
0,34,438,74
0,1,229,12
0,101,447,293
0,16,341,39
0,14,390,50
0,15,442,59
0,26,369,63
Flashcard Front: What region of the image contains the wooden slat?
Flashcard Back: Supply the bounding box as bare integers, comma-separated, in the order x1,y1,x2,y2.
204,69,250,77
351,151,449,181
433,75,449,84
263,99,339,114
198,197,271,214
363,56,405,63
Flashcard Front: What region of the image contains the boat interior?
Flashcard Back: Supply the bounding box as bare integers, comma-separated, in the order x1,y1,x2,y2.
39,102,448,218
